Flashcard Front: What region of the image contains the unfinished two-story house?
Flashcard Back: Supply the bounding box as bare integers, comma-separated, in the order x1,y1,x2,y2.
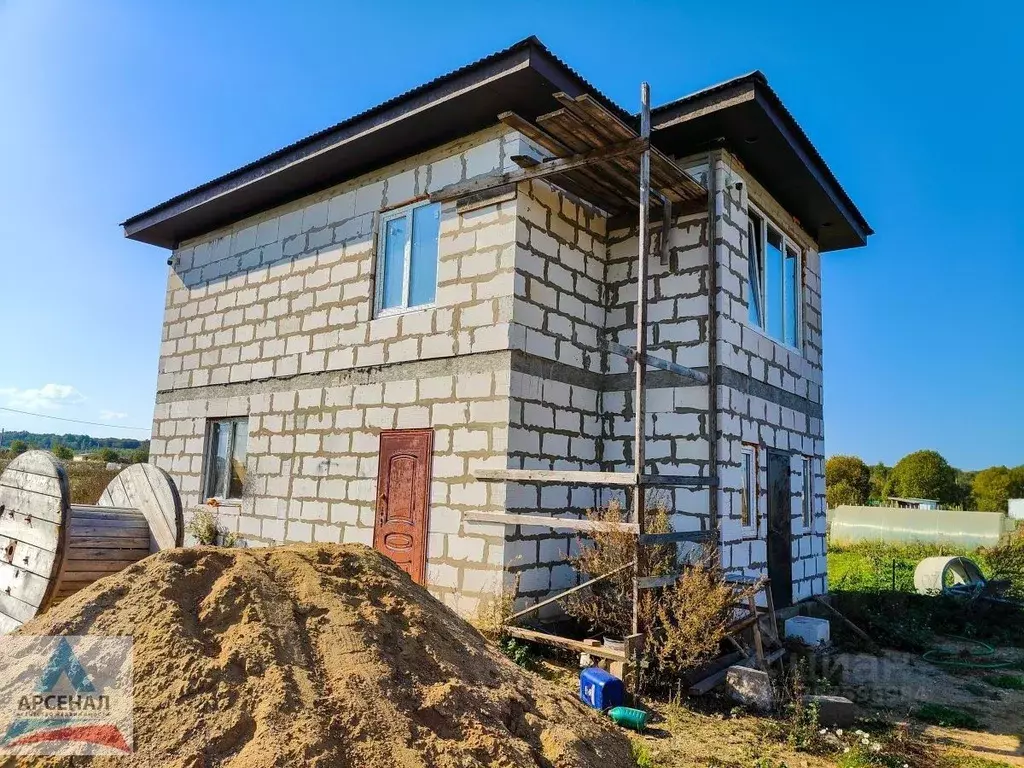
123,38,871,618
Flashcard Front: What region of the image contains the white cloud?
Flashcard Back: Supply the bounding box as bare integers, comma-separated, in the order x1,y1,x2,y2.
0,384,86,411
99,410,129,421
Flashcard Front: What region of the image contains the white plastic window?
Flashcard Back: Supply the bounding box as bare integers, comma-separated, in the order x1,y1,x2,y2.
204,418,248,500
747,205,802,350
741,446,756,529
375,201,441,314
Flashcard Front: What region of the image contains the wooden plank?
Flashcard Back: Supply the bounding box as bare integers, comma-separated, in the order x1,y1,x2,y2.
498,111,572,156
68,536,151,549
688,649,786,695
464,511,638,534
68,525,149,539
429,137,646,203
0,513,61,552
0,559,52,608
0,537,58,580
502,626,626,661
637,575,678,590
748,595,767,670
0,611,22,635
507,560,635,623
642,475,718,488
0,486,65,525
639,530,715,545
0,468,65,497
475,468,636,485
65,548,149,562
68,505,141,519
0,569,48,618
69,516,149,530
604,340,708,384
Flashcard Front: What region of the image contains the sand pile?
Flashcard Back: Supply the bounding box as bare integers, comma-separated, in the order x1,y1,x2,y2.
15,544,635,768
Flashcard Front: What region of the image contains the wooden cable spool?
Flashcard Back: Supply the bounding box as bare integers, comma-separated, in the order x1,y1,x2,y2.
0,450,182,634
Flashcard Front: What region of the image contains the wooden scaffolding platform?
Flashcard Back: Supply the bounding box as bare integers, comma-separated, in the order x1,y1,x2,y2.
435,84,722,689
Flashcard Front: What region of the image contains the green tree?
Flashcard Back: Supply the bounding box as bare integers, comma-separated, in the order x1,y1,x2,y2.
93,447,120,463
972,466,1024,512
826,480,863,509
868,462,891,503
51,444,74,461
9,440,28,456
884,450,959,506
129,446,149,464
825,455,870,507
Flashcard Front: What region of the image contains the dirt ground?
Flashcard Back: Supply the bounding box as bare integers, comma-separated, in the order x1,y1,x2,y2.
836,646,1024,766
540,642,1024,768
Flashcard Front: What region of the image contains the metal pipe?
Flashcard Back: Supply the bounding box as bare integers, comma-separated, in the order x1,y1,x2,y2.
706,150,719,539
632,82,651,636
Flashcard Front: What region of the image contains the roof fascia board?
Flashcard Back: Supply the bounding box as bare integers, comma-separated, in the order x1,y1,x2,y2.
752,89,869,245
650,82,756,130
123,47,536,240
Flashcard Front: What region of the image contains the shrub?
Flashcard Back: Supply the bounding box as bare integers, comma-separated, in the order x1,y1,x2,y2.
51,444,74,461
914,703,982,730
983,528,1024,599
564,501,758,687
564,499,675,640
186,507,237,547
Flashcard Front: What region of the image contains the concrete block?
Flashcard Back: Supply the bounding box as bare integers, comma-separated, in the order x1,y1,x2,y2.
785,616,830,647
803,695,855,728
725,666,774,712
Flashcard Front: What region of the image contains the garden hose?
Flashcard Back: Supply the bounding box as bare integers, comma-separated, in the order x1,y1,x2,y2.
922,637,1016,670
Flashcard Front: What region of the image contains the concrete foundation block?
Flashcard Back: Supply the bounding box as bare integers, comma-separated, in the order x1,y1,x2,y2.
725,665,774,712
803,695,856,728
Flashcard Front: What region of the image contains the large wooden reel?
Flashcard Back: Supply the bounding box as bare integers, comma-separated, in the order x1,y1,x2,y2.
0,451,182,633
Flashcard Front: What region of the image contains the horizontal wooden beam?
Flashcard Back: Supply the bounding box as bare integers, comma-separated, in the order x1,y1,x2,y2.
604,340,708,384
475,468,634,485
464,510,639,534
637,575,679,590
474,468,716,488
506,560,635,623
501,625,627,661
639,530,715,545
430,137,647,203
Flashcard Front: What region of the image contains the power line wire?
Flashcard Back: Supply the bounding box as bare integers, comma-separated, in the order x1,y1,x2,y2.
0,406,150,432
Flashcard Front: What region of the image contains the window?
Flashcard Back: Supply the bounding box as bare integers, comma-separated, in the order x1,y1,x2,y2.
204,418,248,500
741,446,756,528
802,457,814,528
746,206,801,349
375,201,441,314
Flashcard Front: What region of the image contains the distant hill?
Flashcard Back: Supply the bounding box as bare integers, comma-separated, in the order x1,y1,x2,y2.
0,430,147,453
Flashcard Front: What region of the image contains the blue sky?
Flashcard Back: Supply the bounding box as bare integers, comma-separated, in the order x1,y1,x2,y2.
0,1,1020,468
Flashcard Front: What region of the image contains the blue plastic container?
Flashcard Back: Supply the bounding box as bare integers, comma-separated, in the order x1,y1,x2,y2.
579,667,624,711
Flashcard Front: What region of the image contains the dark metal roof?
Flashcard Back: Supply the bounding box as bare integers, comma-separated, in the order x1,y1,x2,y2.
649,71,872,251
123,38,871,253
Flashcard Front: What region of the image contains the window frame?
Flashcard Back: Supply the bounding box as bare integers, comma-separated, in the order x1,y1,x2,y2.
746,203,803,353
203,417,249,501
802,456,814,530
740,445,758,534
373,200,441,317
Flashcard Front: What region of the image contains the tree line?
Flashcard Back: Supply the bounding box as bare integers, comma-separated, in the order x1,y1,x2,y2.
0,436,149,465
826,450,1024,513
0,431,145,452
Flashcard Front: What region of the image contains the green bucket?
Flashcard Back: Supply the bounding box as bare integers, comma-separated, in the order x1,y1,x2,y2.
607,706,648,731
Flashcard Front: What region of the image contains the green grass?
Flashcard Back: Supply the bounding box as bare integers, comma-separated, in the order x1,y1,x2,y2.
984,674,1024,690
914,703,983,730
938,755,1014,768
631,739,658,768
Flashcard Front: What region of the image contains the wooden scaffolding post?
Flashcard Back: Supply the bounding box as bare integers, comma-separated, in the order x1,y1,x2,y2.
631,82,652,637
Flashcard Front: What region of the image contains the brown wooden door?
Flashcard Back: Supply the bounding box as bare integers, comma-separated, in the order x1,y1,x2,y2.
373,429,433,584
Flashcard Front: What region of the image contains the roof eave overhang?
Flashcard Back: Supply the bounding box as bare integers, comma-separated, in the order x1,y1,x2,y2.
122,38,628,250
650,78,872,253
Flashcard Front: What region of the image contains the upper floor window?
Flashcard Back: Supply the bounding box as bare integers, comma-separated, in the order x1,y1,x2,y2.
204,417,248,500
376,201,441,315
747,207,801,350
